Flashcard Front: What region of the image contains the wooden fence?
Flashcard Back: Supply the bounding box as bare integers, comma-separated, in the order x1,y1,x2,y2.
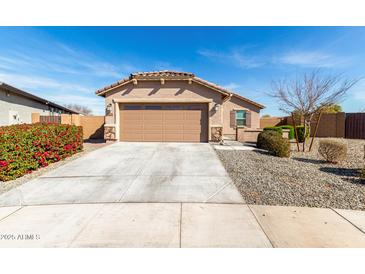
260,112,365,139
32,113,105,140
39,115,61,124
345,113,365,139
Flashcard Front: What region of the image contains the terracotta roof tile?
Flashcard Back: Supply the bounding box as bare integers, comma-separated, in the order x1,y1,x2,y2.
95,70,264,109
131,70,195,78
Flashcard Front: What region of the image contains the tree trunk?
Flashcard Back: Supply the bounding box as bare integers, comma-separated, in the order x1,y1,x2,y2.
302,126,306,152
303,118,312,152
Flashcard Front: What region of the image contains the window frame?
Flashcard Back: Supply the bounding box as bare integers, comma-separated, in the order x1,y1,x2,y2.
235,110,247,127
124,105,143,110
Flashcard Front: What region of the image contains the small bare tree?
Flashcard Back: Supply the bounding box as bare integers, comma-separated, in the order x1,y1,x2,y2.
271,70,359,152
64,104,93,115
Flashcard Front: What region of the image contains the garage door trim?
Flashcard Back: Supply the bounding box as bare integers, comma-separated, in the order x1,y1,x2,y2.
119,103,209,143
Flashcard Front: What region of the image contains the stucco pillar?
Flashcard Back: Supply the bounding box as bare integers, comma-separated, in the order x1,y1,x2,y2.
31,113,40,124
61,114,71,125
114,101,120,141
71,114,81,126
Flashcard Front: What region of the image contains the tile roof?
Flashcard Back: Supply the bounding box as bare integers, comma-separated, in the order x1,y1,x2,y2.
131,71,195,78
95,70,265,109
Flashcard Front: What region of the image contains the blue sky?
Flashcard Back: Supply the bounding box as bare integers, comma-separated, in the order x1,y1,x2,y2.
0,26,364,115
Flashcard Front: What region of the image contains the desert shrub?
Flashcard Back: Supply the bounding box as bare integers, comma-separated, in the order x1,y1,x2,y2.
361,168,365,180
0,123,83,181
257,130,290,157
295,125,309,142
318,139,347,164
257,130,281,150
270,137,291,158
279,125,295,139
263,126,283,135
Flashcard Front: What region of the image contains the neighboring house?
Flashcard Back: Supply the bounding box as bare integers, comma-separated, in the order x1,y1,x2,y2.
96,71,265,142
0,82,78,126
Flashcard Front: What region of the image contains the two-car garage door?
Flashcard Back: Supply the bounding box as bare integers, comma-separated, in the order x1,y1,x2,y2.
119,103,208,142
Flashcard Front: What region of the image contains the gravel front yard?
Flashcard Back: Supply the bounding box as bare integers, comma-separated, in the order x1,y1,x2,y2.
0,140,112,195
216,138,365,210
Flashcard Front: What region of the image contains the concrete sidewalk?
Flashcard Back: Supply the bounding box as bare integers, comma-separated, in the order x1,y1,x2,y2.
0,203,364,248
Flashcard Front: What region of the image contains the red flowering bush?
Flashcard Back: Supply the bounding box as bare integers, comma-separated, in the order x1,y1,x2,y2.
0,123,83,181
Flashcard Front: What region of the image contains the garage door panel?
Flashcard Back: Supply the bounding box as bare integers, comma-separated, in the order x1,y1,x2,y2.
143,112,163,120
144,133,164,141
144,125,164,131
121,133,144,141
184,111,202,119
184,124,202,130
121,124,143,132
122,112,143,120
164,124,184,130
164,112,185,120
164,136,184,142
120,104,207,142
183,134,201,142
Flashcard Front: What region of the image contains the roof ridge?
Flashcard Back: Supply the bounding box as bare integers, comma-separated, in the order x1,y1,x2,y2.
131,70,195,77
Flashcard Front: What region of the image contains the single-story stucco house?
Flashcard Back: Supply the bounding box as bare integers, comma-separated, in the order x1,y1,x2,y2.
0,82,78,126
96,71,265,142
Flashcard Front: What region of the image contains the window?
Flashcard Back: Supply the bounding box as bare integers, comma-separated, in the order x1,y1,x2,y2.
236,110,246,126
186,105,202,110
165,105,183,110
124,105,142,110
145,105,162,110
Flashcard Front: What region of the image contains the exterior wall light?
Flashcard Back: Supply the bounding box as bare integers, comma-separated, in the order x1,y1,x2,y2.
214,103,220,111
106,103,113,116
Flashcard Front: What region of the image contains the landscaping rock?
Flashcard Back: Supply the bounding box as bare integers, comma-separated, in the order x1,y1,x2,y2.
215,139,365,210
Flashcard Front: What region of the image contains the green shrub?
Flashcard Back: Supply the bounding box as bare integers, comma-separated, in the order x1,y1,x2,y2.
318,139,347,164
257,130,290,157
257,130,281,150
295,125,309,142
270,137,291,158
279,125,295,139
263,126,283,135
0,123,83,181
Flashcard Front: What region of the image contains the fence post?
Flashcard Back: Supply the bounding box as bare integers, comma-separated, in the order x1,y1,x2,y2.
337,112,346,138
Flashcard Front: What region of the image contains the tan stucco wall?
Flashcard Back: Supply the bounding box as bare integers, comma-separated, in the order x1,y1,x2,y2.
102,80,261,141
223,96,261,137
104,81,224,140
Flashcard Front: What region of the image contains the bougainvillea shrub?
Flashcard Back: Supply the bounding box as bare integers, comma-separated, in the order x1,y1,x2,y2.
0,123,83,181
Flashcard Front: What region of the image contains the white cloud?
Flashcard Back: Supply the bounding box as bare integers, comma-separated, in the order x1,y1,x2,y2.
48,94,104,115
152,61,184,72
222,82,240,90
198,49,264,69
0,71,104,115
349,80,365,100
199,46,351,70
275,51,347,68
0,39,140,79
0,71,91,93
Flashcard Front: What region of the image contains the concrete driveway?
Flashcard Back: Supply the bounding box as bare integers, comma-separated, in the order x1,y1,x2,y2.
0,142,243,206
1,143,365,247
